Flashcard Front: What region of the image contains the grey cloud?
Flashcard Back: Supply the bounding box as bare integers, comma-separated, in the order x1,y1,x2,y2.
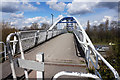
67,2,118,15
2,6,19,13
0,2,37,13
69,10,92,15
0,2,20,13
96,2,118,9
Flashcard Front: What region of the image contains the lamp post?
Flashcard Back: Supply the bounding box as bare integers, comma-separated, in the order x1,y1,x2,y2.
51,14,54,25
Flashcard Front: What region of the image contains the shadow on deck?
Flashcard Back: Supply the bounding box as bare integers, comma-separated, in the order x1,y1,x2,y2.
1,33,88,80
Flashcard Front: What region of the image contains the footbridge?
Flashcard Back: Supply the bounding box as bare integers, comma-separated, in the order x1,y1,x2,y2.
0,17,119,80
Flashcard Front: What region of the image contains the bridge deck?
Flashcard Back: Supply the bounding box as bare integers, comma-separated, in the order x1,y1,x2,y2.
1,33,88,79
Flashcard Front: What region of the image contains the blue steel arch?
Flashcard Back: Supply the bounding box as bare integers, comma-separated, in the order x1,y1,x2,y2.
49,17,78,30
58,17,77,23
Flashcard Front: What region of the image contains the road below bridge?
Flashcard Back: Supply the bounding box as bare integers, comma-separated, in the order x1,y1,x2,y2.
1,33,88,79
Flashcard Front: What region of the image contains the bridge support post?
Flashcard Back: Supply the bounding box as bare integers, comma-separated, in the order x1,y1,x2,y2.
13,36,17,56
46,31,48,41
36,52,44,80
95,54,98,75
87,49,90,68
34,31,39,46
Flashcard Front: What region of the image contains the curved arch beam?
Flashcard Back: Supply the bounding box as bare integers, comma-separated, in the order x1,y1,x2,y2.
73,17,96,52
48,16,64,30
48,16,96,54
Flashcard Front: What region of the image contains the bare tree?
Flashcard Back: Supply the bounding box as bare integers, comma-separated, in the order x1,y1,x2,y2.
105,19,109,31
86,20,90,32
2,20,11,29
40,23,49,30
30,23,39,30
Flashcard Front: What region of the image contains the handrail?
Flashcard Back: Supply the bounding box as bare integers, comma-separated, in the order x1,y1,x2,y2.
6,33,29,80
0,41,7,61
5,29,66,79
92,47,120,79
73,30,120,80
53,71,100,80
6,33,18,79
6,29,65,56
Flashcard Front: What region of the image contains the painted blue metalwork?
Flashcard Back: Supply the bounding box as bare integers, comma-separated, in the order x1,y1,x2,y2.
58,21,77,23
58,17,77,23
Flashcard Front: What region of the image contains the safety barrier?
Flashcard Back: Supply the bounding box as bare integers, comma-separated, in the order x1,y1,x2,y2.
8,29,67,56
0,41,7,61
73,29,120,80
48,16,120,80
5,29,66,79
5,16,120,80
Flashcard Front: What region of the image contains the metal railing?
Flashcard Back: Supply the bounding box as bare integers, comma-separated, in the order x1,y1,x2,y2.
5,29,66,79
0,41,7,61
73,29,120,80
7,29,66,56
53,71,100,80
48,16,120,80
5,16,120,80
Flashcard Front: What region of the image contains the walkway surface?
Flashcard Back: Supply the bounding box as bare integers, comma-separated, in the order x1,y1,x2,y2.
1,33,88,79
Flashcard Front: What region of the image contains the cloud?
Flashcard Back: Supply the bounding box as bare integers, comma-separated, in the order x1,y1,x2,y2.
24,16,50,27
21,2,37,11
0,2,20,13
11,20,19,26
10,16,50,28
36,2,40,5
66,0,118,15
11,12,24,18
0,2,37,13
101,16,112,22
46,0,66,11
56,15,63,20
24,16,49,24
88,16,112,27
66,0,98,15
90,20,100,26
96,2,118,10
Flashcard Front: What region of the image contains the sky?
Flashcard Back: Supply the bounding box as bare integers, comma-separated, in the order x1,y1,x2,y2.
0,0,119,29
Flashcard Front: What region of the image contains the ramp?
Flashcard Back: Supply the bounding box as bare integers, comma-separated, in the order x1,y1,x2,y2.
1,33,87,79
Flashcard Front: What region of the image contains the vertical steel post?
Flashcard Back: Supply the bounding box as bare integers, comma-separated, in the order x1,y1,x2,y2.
95,54,98,75
51,14,54,25
46,31,48,41
13,36,17,56
35,31,39,46
6,33,17,80
36,52,44,80
87,49,90,68
17,32,29,80
52,30,53,38
4,43,6,60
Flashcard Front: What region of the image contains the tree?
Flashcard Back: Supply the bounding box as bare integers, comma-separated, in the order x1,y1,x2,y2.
110,21,117,29
86,20,90,32
30,23,39,30
86,20,91,38
40,23,49,30
2,21,11,29
23,26,29,30
105,19,109,31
